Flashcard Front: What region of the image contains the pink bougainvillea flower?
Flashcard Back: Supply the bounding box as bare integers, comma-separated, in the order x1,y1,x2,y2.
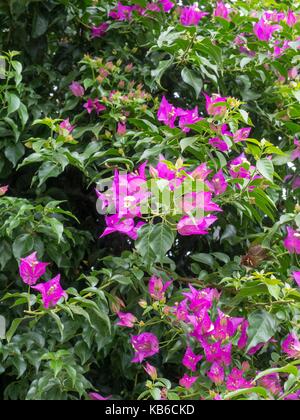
273,40,290,57
84,98,106,115
117,122,127,135
149,276,172,301
233,127,251,143
286,10,297,27
0,185,9,196
190,163,212,181
131,332,159,363
213,1,231,21
207,362,225,385
89,392,111,400
157,96,179,128
209,137,230,152
179,191,222,214
182,346,203,372
226,368,253,391
101,215,145,240
293,177,300,189
59,118,75,134
282,333,300,359
238,320,249,349
291,139,300,161
109,3,134,21
284,391,300,400
201,340,222,363
229,153,253,180
254,19,281,42
179,374,198,389
184,286,220,312
19,252,49,286
91,23,109,38
258,373,282,396
116,312,137,328
144,362,158,380
247,342,265,356
189,310,215,339
69,81,85,97
211,310,243,341
153,155,176,180
32,274,67,309
177,214,218,236
205,94,227,117
206,170,228,195
263,10,285,23
178,107,202,132
173,299,189,322
288,67,298,80
180,5,208,26
292,272,300,287
159,0,174,13
284,227,300,254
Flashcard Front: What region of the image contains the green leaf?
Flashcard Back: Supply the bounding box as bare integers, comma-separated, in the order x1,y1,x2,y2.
254,365,299,382
6,318,23,343
37,162,62,187
48,218,64,243
12,234,34,259
149,223,175,263
181,67,203,98
257,159,274,182
150,388,161,400
191,253,215,267
246,310,278,352
32,13,48,38
5,92,21,115
225,387,268,400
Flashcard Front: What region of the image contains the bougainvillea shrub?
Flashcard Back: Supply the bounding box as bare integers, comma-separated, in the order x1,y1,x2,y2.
0,0,300,400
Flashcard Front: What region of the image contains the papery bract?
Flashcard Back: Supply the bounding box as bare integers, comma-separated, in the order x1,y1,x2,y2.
0,185,9,196
254,19,281,41
207,362,225,385
293,272,300,287
91,23,109,38
182,346,203,372
19,252,49,286
131,333,159,363
226,368,253,391
32,274,67,309
214,1,231,21
233,128,251,143
144,362,158,381
177,215,218,236
180,6,208,26
157,96,179,128
59,118,75,134
149,276,172,301
101,215,144,240
258,373,282,396
89,393,112,400
179,373,198,389
209,137,230,152
117,312,137,328
284,227,300,254
282,333,300,359
205,94,227,117
206,170,228,196
69,81,85,97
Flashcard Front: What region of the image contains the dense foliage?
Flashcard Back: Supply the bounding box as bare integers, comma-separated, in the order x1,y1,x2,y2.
0,0,300,400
